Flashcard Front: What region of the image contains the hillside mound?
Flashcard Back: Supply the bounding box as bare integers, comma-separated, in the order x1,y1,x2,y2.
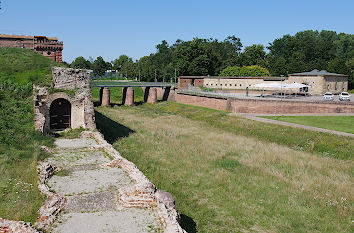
0,48,60,222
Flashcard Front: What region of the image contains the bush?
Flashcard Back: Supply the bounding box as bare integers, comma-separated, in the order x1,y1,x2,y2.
220,65,271,77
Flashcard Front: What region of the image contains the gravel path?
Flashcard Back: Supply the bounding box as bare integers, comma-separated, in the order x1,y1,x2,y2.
47,138,161,233
238,115,354,138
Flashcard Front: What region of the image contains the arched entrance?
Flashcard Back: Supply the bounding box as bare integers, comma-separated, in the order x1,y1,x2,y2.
50,98,71,130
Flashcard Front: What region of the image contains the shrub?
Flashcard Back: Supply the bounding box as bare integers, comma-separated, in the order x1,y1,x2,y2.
219,65,271,77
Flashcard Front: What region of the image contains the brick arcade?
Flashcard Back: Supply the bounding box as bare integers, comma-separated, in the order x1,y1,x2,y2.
0,34,63,62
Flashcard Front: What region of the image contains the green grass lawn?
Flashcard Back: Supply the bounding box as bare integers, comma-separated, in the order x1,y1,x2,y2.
262,116,354,134
95,103,354,233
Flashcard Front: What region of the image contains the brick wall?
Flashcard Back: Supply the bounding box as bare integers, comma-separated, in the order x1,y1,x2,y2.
0,36,63,62
175,92,354,114
229,98,354,114
176,93,229,111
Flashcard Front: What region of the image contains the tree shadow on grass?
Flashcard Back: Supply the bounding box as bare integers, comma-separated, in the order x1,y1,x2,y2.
95,111,135,144
179,214,197,233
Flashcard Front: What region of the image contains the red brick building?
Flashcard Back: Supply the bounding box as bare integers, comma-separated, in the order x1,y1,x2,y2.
0,34,63,62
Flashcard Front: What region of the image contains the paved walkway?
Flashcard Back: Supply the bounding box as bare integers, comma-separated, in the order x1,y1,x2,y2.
233,114,354,138
46,138,161,233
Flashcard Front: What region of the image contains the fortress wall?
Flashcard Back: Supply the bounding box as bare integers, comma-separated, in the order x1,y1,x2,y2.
175,92,354,114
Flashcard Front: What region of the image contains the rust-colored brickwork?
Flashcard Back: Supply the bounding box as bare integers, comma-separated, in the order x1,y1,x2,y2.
176,93,354,114
178,76,205,89
0,34,63,62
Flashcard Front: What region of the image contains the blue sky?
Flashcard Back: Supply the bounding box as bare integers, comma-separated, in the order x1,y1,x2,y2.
1,0,353,63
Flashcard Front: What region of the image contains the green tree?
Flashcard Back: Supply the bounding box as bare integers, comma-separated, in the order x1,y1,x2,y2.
112,55,132,71
70,56,91,69
240,44,266,66
93,56,107,76
120,60,137,79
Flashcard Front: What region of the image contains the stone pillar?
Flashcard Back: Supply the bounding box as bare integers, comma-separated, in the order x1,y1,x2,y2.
122,87,127,105
156,87,164,100
147,87,157,103
125,87,135,106
142,87,149,102
101,87,110,107
99,87,104,105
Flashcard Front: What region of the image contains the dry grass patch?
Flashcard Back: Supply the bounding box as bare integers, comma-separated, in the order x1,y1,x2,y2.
95,104,353,232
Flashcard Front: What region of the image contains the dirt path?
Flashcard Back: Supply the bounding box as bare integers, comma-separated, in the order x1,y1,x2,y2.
236,114,354,138
46,138,161,233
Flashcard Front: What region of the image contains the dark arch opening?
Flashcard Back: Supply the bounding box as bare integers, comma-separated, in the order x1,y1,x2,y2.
50,98,71,130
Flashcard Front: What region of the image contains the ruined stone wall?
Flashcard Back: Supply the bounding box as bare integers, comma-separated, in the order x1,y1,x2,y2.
34,67,96,134
175,92,354,114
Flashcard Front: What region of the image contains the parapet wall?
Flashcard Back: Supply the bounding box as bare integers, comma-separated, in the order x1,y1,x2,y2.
176,92,354,114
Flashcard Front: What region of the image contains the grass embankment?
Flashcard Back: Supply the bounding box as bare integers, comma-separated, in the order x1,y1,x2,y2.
96,102,354,232
95,103,353,232
92,89,353,159
0,48,58,222
262,116,354,134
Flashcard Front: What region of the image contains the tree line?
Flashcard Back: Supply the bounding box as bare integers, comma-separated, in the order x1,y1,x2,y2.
69,30,354,88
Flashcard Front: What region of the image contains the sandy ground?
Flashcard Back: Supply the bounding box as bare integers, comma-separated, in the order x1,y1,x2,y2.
47,138,161,233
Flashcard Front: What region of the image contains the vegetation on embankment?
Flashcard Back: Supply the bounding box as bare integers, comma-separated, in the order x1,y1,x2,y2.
0,48,57,222
95,103,353,232
262,115,354,134
90,81,353,159
0,48,60,86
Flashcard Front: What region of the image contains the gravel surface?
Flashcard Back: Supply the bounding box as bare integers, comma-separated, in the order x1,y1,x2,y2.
54,138,98,149
48,167,133,195
47,138,162,232
65,191,121,212
53,210,160,233
46,150,112,167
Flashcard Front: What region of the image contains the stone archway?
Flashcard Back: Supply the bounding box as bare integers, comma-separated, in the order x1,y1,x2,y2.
50,98,71,130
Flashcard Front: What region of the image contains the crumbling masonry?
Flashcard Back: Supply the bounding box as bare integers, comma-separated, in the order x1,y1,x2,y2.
34,67,96,134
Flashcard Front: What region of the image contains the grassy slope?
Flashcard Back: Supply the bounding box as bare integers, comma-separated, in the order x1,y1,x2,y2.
92,84,353,159
0,48,57,222
262,116,354,134
95,103,353,232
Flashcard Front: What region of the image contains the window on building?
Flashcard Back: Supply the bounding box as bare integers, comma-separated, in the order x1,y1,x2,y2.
335,82,338,90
